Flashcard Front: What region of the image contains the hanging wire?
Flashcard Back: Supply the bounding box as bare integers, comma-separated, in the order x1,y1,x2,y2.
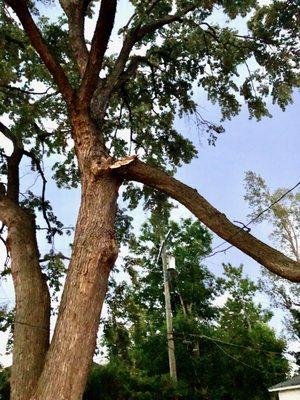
202,179,300,260
175,333,288,376
176,332,290,356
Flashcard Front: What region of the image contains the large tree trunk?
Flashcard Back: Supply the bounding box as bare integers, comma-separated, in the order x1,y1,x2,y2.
30,114,119,400
2,202,50,400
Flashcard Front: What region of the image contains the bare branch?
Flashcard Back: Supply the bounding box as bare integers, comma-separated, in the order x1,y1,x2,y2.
39,253,71,263
5,0,73,104
78,0,117,105
116,159,300,282
0,85,53,96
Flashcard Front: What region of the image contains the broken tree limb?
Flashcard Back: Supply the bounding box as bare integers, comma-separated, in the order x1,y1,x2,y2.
119,159,300,282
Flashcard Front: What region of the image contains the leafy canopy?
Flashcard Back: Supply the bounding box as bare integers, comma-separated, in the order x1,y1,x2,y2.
1,0,299,189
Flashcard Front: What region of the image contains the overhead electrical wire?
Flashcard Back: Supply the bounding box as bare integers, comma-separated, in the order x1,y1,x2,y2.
202,179,300,260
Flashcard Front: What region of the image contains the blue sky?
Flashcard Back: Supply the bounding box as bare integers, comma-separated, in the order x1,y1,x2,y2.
0,0,299,365
176,92,300,277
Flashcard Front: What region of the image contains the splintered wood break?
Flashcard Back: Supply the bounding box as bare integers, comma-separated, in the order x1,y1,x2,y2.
109,155,138,170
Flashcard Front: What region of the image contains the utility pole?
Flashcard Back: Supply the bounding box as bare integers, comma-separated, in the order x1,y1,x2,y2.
160,238,177,382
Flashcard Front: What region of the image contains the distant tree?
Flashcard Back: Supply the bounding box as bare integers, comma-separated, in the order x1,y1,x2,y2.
103,216,289,399
245,171,300,366
244,172,300,314
244,171,299,262
208,264,289,400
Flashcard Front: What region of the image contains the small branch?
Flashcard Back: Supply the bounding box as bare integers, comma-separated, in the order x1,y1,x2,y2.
0,237,10,268
120,85,134,152
5,0,73,104
0,85,53,96
0,224,10,268
135,8,192,39
123,0,160,32
0,121,23,203
39,253,71,263
3,32,26,50
37,226,74,232
109,103,124,152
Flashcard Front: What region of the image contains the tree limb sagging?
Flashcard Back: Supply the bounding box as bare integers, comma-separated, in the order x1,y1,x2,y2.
119,159,300,282
5,0,73,104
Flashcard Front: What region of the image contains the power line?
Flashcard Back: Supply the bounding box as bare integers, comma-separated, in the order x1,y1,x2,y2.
210,339,286,376
176,333,288,376
177,333,289,356
203,179,300,260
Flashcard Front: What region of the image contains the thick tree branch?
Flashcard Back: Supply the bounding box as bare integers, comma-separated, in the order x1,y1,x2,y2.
39,253,71,263
5,0,73,104
0,123,51,228
0,121,20,148
59,0,89,76
78,0,117,105
0,191,50,399
117,159,300,282
92,4,197,118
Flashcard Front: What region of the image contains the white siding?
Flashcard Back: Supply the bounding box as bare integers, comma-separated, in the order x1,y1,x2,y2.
278,388,300,400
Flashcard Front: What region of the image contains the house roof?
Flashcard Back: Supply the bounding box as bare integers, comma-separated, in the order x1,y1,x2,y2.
269,375,300,392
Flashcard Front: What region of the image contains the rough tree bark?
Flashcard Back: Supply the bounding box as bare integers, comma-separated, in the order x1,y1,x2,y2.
0,195,50,400
30,110,120,399
0,119,51,400
8,208,50,400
